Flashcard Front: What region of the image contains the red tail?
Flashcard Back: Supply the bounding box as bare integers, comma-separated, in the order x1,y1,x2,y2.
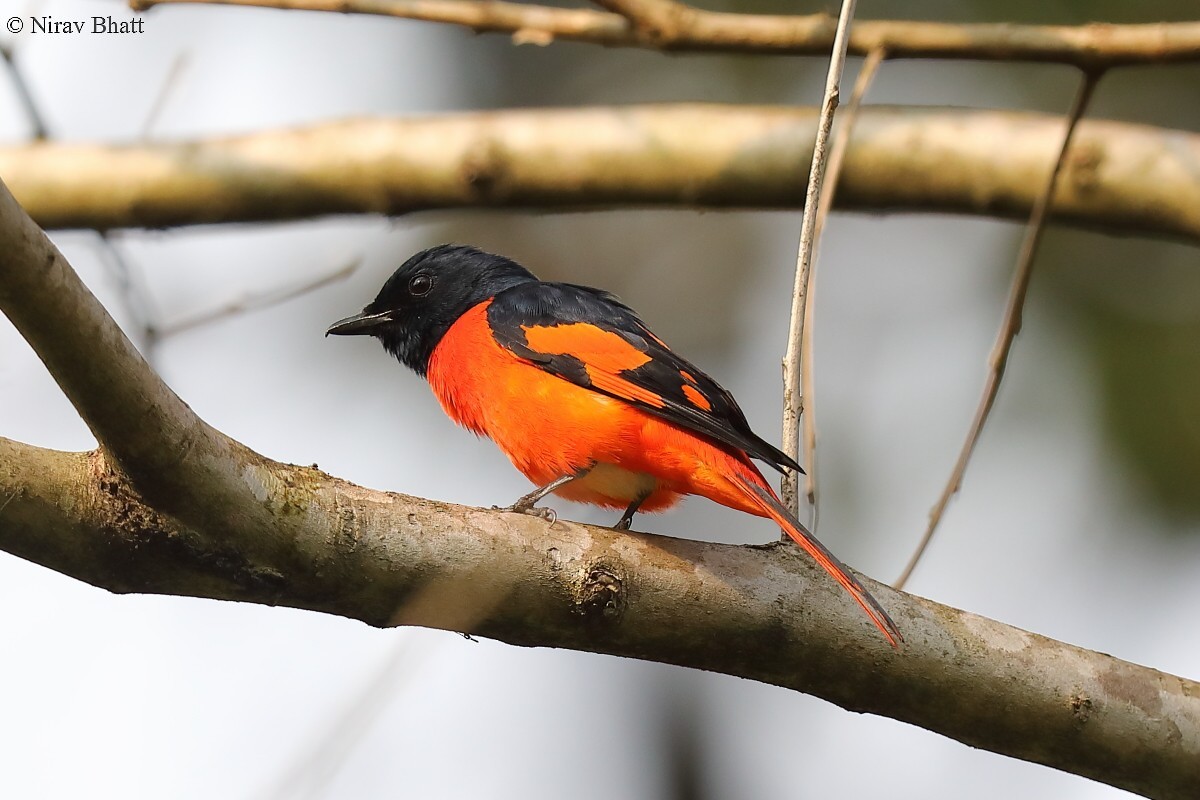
733,474,903,648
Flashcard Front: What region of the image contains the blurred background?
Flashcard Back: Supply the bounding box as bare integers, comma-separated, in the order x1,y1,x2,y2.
1,0,1198,797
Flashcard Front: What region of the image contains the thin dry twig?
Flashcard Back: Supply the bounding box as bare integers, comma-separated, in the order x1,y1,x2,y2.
781,0,859,518
129,0,1200,68
153,256,361,340
95,55,193,358
792,45,886,531
95,233,160,351
813,47,886,243
893,70,1105,591
0,39,48,140
140,52,190,139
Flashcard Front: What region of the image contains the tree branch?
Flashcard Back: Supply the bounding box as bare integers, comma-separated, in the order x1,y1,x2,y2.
1,435,1199,799
3,106,1198,243
128,0,1200,68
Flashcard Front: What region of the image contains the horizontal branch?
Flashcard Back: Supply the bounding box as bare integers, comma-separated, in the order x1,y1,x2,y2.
1,435,1198,799
128,0,1200,67
5,105,1199,243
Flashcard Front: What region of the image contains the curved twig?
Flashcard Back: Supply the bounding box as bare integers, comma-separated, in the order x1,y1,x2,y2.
894,71,1105,590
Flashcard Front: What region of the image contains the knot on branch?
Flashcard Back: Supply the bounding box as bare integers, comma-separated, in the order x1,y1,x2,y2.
1066,140,1105,195
94,454,176,548
605,0,690,47
573,564,624,621
460,139,509,200
1070,692,1093,725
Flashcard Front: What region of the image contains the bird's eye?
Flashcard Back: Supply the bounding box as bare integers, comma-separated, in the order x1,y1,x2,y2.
408,274,433,296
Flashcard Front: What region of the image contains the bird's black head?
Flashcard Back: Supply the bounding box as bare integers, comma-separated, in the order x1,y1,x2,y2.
326,244,537,375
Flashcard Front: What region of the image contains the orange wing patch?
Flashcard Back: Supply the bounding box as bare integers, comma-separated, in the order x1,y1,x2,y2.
681,384,712,411
587,367,666,408
523,323,668,409
523,323,653,374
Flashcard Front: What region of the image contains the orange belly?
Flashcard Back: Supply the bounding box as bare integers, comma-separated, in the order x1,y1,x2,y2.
426,301,769,515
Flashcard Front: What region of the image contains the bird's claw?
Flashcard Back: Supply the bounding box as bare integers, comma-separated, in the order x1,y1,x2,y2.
493,503,558,525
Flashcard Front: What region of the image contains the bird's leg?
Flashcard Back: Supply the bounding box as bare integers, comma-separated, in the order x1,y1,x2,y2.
613,491,650,531
501,475,574,517
495,465,593,522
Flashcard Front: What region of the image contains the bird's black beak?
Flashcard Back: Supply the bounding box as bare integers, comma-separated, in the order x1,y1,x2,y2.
325,309,394,337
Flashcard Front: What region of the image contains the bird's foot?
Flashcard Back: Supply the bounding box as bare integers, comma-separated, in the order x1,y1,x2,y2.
493,474,577,525
611,493,647,531
493,502,558,525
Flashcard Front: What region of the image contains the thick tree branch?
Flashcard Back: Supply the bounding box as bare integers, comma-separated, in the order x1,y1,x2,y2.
1,436,1199,799
3,106,1199,243
128,0,1200,68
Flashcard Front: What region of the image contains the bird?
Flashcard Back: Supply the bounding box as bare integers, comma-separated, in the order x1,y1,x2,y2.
327,244,901,647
